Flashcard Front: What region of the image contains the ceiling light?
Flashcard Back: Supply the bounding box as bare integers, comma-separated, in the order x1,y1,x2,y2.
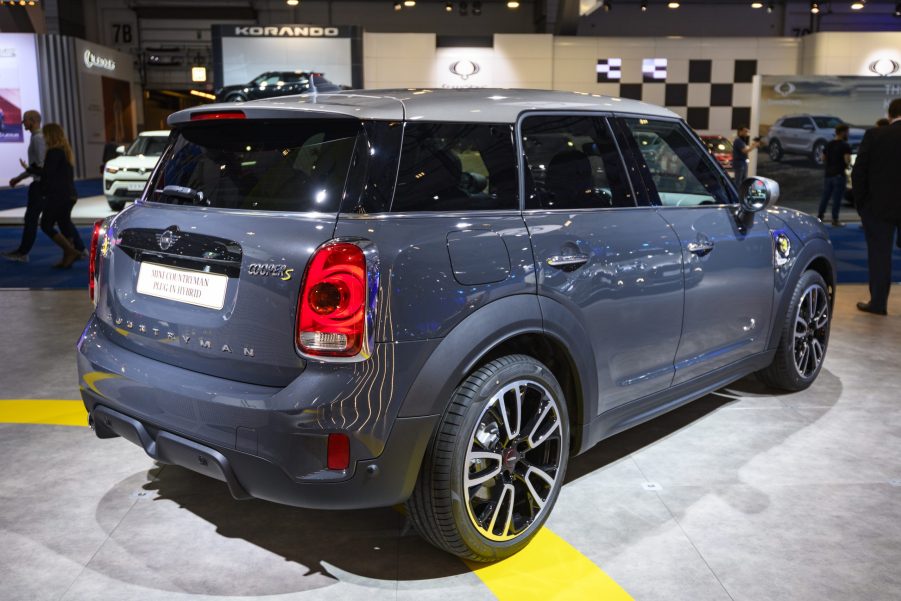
286,0,299,6
810,1,819,13
394,1,402,10
603,0,612,12
895,1,901,16
506,0,520,8
446,1,453,11
403,0,416,6
850,1,865,9
472,0,481,15
667,1,680,8
767,2,774,13
641,0,647,10
751,1,763,8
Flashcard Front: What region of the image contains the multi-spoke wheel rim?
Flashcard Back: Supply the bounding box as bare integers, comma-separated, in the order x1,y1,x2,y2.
464,379,563,542
793,284,829,378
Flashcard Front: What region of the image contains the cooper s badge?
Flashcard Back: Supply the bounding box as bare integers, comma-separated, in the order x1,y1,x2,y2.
247,263,294,281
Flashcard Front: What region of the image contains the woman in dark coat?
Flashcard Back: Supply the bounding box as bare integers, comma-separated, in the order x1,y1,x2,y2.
25,123,84,268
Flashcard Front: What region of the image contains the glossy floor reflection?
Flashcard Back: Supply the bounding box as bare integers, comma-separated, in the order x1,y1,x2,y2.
0,285,899,600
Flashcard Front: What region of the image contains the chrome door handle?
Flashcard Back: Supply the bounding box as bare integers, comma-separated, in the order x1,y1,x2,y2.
547,254,589,268
687,241,715,256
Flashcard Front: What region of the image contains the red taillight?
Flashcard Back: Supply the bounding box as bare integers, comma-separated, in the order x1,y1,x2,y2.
89,219,104,303
190,110,246,121
327,433,350,470
297,242,368,358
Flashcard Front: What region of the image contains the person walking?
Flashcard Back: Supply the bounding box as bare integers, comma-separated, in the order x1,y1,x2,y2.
2,110,45,263
851,98,901,316
817,123,851,227
23,123,82,269
732,125,759,187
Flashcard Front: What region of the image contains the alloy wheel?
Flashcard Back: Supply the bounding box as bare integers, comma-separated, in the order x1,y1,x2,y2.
793,284,829,378
464,380,564,542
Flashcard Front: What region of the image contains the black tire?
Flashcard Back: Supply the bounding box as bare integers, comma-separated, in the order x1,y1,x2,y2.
811,139,827,166
225,93,246,103
768,139,783,161
405,354,570,562
107,200,126,212
757,270,831,391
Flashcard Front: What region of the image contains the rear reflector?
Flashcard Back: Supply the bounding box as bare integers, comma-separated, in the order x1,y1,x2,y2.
327,433,350,470
190,110,246,121
89,219,104,304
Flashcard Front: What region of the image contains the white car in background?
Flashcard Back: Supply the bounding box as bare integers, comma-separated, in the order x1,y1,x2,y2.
103,130,169,211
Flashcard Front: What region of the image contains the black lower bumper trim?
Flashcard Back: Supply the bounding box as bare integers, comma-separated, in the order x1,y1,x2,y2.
92,405,252,500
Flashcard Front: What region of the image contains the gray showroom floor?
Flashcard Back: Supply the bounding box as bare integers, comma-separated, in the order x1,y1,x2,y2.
1,285,900,601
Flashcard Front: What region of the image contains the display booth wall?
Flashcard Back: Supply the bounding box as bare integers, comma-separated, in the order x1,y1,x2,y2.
0,33,43,187
36,35,141,180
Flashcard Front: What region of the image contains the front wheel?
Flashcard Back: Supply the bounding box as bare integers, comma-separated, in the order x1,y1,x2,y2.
757,270,831,391
406,354,570,562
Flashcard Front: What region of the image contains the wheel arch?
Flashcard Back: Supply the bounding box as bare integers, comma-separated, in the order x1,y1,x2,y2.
397,294,597,454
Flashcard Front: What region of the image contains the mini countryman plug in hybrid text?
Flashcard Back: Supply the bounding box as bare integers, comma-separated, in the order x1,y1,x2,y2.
78,89,835,561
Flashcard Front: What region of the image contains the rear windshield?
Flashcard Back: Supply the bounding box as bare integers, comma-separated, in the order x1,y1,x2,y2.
145,119,360,212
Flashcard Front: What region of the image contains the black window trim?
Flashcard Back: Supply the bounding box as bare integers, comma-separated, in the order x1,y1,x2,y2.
614,114,739,209
514,110,641,213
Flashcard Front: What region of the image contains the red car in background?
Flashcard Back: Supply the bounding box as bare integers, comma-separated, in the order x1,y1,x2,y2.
701,135,734,179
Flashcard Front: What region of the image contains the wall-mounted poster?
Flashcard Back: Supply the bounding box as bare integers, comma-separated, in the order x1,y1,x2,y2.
0,33,42,186
755,75,901,202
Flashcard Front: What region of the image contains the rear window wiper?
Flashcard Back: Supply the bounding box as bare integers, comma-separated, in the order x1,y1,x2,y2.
157,185,209,206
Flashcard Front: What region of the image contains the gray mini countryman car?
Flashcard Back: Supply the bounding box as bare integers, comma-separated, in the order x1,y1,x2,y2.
78,89,835,561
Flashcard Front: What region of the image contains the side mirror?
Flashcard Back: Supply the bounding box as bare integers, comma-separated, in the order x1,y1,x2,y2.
736,176,779,226
115,145,126,155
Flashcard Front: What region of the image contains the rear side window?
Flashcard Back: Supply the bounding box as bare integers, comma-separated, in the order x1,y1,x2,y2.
146,119,360,213
521,114,634,210
391,122,518,212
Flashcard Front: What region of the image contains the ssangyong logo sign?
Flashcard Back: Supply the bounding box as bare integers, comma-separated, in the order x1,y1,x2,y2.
449,60,480,81
774,81,796,97
83,49,116,71
233,26,340,37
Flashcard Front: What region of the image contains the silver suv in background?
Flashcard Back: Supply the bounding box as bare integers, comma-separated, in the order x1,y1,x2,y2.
765,115,864,166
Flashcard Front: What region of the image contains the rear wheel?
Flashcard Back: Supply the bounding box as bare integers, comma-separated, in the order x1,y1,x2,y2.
406,354,569,562
758,270,831,391
811,139,827,166
225,93,246,103
768,139,783,161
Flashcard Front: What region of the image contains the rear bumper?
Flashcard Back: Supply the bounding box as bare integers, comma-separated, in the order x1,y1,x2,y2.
76,316,440,509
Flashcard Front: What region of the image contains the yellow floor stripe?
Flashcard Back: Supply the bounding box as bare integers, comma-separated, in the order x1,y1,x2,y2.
0,400,88,427
466,527,633,601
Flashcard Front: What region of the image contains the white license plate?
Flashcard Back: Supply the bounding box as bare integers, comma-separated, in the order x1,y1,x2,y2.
126,182,145,191
136,262,228,310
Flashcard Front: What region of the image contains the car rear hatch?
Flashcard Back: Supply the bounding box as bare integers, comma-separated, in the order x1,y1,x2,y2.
94,111,365,387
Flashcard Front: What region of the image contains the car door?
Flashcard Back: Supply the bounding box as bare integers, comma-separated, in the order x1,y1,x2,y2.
617,116,774,385
520,113,684,413
248,74,282,100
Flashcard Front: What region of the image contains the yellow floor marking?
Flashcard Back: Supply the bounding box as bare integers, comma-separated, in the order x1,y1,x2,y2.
0,400,88,427
466,527,633,601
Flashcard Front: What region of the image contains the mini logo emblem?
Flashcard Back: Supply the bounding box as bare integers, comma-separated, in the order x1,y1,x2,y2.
157,229,179,251
450,60,480,81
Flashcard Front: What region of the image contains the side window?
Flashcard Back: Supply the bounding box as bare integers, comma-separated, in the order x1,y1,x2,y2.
391,122,518,212
621,118,736,207
520,115,633,210
782,117,806,129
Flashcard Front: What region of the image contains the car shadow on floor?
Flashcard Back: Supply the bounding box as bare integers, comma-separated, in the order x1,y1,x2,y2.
134,371,841,587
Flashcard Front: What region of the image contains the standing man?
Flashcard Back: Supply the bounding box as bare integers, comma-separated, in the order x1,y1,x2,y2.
852,98,901,316
817,123,851,227
3,110,45,263
732,125,760,187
